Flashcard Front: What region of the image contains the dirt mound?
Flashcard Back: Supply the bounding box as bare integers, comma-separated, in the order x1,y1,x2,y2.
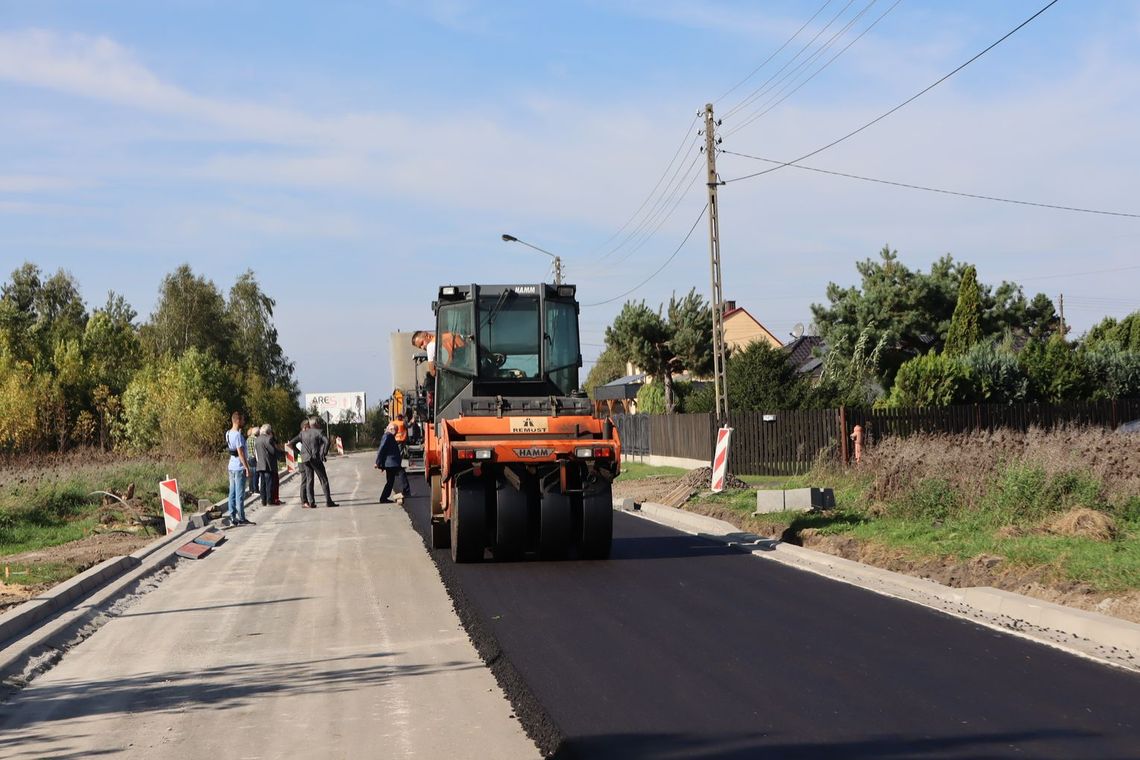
678,467,749,490
1045,508,1117,541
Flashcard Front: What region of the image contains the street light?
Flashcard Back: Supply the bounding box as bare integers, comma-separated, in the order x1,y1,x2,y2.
501,234,564,285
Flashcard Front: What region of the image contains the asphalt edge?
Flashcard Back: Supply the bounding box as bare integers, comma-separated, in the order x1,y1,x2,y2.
0,470,298,694
399,499,564,758
621,500,1140,672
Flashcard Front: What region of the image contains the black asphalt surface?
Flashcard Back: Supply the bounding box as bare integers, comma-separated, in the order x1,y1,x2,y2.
402,484,1140,759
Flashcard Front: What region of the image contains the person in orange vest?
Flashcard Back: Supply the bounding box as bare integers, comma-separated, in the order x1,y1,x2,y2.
393,413,408,457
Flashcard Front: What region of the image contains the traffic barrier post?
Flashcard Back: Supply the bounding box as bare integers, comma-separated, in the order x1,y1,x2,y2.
710,426,733,492
159,478,183,535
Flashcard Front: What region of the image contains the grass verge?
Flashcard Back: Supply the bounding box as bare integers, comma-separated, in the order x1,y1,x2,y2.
0,452,229,568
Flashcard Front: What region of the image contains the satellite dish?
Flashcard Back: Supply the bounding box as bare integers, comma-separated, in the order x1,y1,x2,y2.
791,323,805,339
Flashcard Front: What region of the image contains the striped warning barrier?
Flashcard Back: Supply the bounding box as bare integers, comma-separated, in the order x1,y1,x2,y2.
335,436,345,456
285,446,296,473
710,426,733,493
159,478,183,535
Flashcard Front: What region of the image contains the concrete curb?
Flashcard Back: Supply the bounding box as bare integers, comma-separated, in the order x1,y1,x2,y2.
0,470,297,686
620,500,1140,670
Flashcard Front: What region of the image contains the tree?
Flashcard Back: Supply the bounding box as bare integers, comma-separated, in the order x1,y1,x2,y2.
228,270,296,388
605,301,677,411
1018,336,1090,403
812,247,1053,389
724,341,806,412
944,265,981,357
83,291,141,394
666,288,713,378
1084,311,1140,352
143,264,234,362
584,345,626,400
0,263,87,366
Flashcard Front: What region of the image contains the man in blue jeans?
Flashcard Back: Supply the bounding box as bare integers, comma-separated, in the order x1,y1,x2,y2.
225,411,254,526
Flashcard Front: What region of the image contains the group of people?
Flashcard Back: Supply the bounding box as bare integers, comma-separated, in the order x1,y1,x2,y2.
225,412,339,526
224,401,424,524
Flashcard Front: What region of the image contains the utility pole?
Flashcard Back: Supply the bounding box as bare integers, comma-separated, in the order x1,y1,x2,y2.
1058,293,1066,338
704,103,729,423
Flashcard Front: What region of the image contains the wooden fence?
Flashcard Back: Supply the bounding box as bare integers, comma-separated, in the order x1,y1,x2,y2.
612,398,1140,476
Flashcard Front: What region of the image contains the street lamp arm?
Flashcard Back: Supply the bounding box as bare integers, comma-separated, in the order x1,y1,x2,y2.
500,233,564,285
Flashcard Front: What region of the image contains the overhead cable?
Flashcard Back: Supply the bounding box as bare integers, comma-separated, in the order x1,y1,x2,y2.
593,114,699,258
721,150,1140,219
723,0,1061,184
583,204,709,307
723,0,860,120
715,0,837,106
725,0,903,137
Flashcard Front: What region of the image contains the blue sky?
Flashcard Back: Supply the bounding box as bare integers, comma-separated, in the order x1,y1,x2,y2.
2,1,1139,406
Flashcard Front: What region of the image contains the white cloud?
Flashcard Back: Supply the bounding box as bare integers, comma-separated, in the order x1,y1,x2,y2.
0,174,90,192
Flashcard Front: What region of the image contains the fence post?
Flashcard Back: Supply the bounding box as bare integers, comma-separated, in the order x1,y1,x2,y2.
839,406,849,466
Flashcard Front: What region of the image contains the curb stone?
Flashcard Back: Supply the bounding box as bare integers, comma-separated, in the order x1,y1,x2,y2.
0,470,297,689
619,499,1140,672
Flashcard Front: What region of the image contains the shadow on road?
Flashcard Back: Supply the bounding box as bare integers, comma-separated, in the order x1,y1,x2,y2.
0,651,481,740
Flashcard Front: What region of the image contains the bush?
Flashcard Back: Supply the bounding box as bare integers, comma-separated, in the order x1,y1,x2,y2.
888,353,975,407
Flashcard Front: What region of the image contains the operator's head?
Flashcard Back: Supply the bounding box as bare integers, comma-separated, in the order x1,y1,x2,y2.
411,330,433,349
396,414,404,421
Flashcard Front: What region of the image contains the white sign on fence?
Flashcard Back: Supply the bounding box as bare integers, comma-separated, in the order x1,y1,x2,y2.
304,392,367,424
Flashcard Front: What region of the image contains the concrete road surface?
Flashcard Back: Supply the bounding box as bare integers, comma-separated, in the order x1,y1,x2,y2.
0,452,538,760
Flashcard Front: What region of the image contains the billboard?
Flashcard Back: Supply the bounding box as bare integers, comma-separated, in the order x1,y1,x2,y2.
305,392,367,424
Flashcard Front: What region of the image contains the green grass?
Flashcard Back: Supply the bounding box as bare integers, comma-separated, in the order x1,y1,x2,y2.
616,462,688,480
629,454,1140,595
0,454,229,562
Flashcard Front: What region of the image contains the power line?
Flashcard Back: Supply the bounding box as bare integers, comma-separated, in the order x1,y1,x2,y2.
1019,265,1140,282
592,114,699,258
583,204,709,307
724,0,1061,184
715,0,837,106
602,137,702,260
611,157,705,264
721,150,1140,219
725,0,903,138
723,0,860,120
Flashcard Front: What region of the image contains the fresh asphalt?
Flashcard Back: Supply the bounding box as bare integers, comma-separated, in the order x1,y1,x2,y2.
401,484,1140,759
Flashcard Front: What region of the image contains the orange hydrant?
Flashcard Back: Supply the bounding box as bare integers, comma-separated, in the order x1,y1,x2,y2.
850,424,864,464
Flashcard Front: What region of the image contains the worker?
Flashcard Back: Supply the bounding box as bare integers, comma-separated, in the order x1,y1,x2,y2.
411,330,466,378
393,413,408,457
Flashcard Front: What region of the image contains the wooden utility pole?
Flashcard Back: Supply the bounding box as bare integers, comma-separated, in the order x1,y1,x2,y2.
704,103,729,423
1058,293,1066,337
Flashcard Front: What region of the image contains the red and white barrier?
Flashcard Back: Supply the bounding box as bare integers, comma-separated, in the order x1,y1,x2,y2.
710,426,733,492
159,478,183,535
335,436,344,456
285,446,296,473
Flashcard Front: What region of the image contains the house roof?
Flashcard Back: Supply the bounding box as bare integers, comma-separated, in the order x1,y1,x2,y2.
783,335,825,372
723,306,782,348
594,373,647,401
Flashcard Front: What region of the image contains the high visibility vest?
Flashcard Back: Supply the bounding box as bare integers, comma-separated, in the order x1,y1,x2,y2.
394,420,407,443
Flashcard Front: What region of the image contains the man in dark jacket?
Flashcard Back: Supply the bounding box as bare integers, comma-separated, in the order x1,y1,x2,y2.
254,423,279,506
300,417,338,507
374,423,410,504
287,420,312,507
